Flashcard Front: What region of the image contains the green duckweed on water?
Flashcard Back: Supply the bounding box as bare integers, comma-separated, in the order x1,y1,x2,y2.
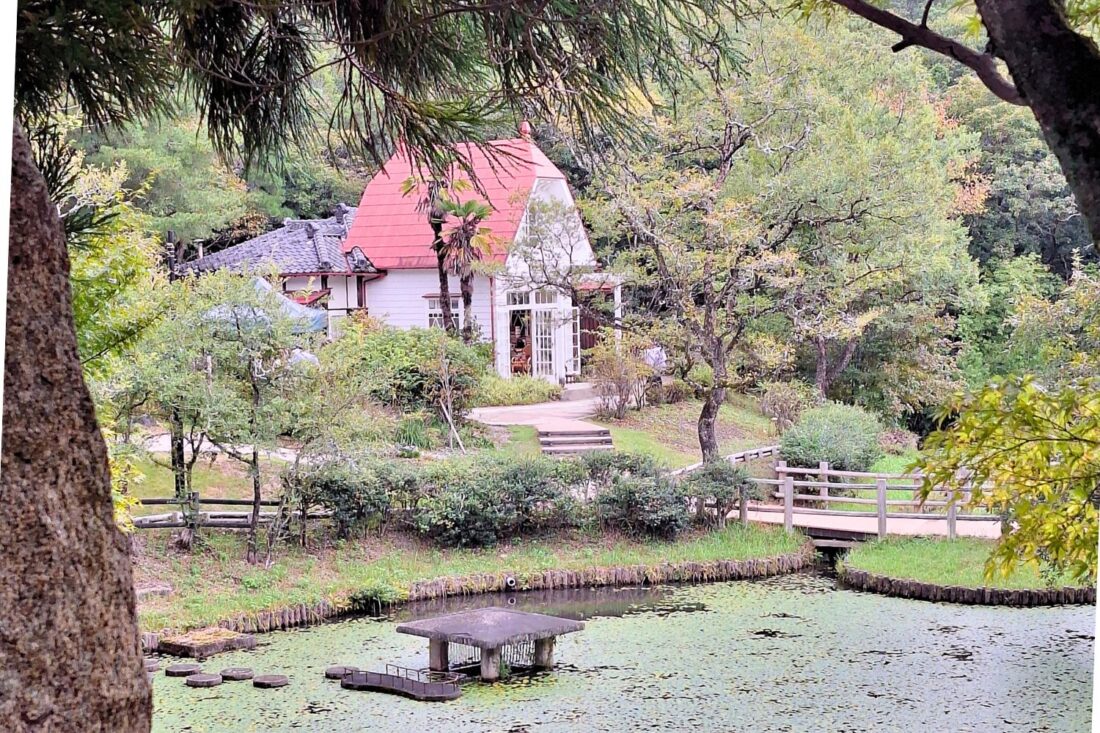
151,572,1094,732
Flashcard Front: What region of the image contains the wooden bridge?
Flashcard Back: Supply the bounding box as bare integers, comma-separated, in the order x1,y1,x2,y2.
683,448,1001,547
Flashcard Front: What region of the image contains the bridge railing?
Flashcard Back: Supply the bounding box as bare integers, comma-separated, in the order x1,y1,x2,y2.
668,444,781,478
754,462,998,539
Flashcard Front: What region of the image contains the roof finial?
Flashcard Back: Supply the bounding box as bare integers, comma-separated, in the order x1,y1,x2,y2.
518,119,532,140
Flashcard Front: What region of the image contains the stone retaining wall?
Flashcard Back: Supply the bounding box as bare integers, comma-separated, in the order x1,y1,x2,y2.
838,565,1095,606
145,542,815,647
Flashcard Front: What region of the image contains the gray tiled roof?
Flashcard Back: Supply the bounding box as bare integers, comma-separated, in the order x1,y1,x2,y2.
184,203,374,275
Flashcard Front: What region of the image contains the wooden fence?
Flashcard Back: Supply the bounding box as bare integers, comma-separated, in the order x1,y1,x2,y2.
749,461,999,539
668,445,781,477
132,493,328,530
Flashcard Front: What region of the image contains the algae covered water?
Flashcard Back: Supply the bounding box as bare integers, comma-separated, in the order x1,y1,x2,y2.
151,573,1095,732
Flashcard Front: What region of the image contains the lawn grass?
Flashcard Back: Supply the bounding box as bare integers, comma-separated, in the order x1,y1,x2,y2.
841,537,1085,589
135,524,805,632
128,456,265,516
490,425,542,458
595,398,776,468
815,451,923,512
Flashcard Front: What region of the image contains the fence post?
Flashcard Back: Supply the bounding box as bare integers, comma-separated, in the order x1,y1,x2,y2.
818,460,829,501
947,489,958,540
876,478,887,539
779,461,793,533
188,491,200,530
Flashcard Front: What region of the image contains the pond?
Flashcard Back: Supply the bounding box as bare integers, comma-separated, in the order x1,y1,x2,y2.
152,572,1095,732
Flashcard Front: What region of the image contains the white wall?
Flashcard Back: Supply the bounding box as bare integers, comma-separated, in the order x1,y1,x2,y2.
365,269,494,340
281,275,356,310
492,177,595,381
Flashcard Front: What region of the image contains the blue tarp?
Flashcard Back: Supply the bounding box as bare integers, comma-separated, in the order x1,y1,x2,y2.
204,277,328,334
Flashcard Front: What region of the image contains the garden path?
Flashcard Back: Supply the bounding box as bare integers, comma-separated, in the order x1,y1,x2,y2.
468,398,603,433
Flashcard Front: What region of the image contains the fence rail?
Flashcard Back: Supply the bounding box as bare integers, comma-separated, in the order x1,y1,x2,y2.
669,445,781,477
764,461,993,540
132,492,328,530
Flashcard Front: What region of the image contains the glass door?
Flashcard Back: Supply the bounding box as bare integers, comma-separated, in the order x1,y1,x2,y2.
532,309,555,378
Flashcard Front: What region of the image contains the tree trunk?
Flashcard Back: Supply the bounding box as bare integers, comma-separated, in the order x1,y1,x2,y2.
976,0,1100,241
460,269,475,343
697,385,726,463
246,450,262,565
169,409,186,500
813,336,859,399
432,219,455,335
1,125,151,730
813,337,830,398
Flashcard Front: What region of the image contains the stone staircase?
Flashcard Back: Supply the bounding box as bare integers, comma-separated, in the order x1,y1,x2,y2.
538,427,614,456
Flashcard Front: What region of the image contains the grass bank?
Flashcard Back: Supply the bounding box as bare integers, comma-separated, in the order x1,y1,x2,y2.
136,524,805,632
841,537,1087,590
594,398,775,469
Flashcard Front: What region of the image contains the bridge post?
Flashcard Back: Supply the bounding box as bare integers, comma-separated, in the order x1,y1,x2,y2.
818,461,829,501
780,461,793,533
947,490,958,540
876,478,887,538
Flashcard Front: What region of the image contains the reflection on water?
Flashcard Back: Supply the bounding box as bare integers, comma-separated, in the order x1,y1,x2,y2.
392,584,708,623
151,572,1095,732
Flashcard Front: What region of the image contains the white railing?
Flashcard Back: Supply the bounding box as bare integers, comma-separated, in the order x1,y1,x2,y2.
668,445,781,478
755,461,998,539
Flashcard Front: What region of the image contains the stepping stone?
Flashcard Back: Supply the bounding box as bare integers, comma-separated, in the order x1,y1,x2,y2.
144,658,160,673
220,667,254,681
185,673,223,688
165,663,202,677
324,665,359,680
253,674,289,689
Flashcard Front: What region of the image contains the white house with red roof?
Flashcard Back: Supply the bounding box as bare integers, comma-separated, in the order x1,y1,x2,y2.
196,125,618,382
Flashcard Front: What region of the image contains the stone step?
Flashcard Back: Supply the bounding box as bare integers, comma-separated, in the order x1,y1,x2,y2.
537,429,611,438
542,444,615,455
539,436,614,446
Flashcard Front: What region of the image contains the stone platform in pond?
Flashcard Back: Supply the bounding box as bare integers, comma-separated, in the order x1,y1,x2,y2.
158,627,256,658
396,607,584,681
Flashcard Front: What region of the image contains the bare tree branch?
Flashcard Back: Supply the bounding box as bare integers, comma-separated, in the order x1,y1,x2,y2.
829,0,1025,105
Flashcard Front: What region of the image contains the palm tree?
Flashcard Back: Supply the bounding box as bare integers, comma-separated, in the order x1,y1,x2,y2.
440,199,494,343
402,177,461,335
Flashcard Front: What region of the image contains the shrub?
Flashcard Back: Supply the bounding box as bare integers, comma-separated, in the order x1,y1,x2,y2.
679,461,761,527
662,379,689,404
580,451,660,487
287,459,390,538
330,320,487,418
781,402,884,471
598,474,690,539
879,427,919,455
759,380,821,433
415,477,519,548
413,455,577,547
588,331,652,419
471,373,562,407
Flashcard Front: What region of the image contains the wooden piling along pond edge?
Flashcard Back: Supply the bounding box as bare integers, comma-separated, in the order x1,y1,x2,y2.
837,565,1096,606
143,541,817,649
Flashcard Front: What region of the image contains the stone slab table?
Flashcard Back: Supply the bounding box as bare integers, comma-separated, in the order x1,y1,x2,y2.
396,607,584,681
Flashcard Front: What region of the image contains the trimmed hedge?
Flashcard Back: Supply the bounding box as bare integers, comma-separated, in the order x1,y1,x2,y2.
780,402,884,471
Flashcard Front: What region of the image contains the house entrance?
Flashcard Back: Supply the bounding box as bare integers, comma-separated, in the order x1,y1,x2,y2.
509,310,532,376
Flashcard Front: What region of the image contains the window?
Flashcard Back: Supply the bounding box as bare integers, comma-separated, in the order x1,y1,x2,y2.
427,296,460,330
506,291,530,307
534,288,557,305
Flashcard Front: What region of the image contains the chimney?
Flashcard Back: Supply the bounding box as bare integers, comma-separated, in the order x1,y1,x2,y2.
518,119,532,140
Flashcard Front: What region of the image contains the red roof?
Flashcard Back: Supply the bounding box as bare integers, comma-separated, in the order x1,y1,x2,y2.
343,138,566,269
